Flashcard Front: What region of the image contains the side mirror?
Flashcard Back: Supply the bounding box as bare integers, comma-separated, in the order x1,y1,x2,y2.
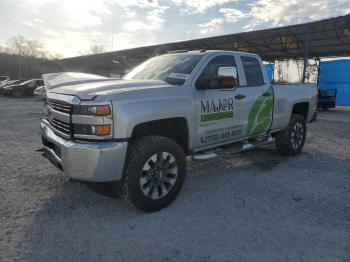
196,66,238,90
197,76,237,90
218,67,238,79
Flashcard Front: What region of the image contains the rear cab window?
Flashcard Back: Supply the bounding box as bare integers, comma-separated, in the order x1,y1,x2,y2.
241,56,265,87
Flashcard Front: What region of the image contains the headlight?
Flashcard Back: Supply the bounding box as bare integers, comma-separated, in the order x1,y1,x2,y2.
72,101,113,140
74,124,112,136
73,104,112,116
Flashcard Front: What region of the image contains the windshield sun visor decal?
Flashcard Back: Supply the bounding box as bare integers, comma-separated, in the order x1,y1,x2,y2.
168,73,190,80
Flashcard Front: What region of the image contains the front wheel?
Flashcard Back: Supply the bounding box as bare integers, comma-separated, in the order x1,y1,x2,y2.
122,136,186,212
275,114,306,156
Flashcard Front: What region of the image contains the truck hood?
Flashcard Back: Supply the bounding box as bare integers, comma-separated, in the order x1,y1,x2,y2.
43,72,170,100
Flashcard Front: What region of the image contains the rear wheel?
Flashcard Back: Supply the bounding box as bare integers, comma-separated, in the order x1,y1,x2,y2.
122,136,186,212
275,114,306,156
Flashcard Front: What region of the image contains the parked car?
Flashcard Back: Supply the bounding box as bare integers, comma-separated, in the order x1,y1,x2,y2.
0,80,13,92
34,85,46,98
0,80,25,94
317,88,337,110
0,79,16,88
41,50,318,212
2,79,44,97
0,76,9,84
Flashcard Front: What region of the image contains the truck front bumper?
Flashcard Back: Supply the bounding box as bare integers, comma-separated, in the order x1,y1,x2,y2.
40,120,128,182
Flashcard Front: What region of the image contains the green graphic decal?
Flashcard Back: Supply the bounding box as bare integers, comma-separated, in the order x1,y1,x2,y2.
246,86,273,139
201,111,234,122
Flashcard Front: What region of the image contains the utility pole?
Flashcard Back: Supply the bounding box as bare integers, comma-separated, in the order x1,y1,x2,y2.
18,42,27,79
111,35,113,50
18,43,21,79
111,35,116,51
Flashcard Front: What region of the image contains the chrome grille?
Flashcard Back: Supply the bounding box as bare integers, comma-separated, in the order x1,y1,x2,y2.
46,99,72,138
48,117,71,134
47,100,72,114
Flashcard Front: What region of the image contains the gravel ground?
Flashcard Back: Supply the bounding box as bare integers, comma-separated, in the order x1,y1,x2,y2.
1,96,350,262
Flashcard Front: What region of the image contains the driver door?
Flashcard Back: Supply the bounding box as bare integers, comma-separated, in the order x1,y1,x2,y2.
193,54,246,150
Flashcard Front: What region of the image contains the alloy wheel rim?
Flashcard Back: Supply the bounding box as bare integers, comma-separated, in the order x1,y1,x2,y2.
291,122,304,150
140,152,178,199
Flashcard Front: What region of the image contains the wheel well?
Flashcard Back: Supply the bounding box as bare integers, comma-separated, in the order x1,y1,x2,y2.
292,102,309,119
130,118,189,154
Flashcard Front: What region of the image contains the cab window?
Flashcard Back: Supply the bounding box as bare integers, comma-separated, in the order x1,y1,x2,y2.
196,55,238,90
241,56,264,87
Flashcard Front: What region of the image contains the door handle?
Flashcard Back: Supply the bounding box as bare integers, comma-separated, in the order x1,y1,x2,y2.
262,91,271,97
235,94,246,100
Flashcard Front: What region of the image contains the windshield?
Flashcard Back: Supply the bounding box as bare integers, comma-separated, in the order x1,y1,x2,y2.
125,54,204,85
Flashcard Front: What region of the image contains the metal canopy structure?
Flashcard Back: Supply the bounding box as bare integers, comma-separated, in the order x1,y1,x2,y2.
40,14,350,77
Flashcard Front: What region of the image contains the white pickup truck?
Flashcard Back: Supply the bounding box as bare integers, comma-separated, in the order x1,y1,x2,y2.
41,50,318,212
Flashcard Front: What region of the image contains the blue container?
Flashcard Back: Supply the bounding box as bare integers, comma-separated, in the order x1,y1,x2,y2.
318,59,350,106
264,64,274,84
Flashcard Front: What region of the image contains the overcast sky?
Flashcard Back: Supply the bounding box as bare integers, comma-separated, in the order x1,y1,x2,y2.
1,0,350,58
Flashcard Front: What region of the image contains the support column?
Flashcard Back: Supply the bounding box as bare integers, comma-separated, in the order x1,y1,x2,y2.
272,60,275,83
316,57,321,86
302,32,310,83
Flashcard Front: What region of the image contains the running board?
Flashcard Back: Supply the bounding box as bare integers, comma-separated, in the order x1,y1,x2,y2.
192,136,273,161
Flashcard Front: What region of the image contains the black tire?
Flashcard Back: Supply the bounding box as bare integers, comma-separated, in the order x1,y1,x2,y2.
122,135,186,212
275,114,306,156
